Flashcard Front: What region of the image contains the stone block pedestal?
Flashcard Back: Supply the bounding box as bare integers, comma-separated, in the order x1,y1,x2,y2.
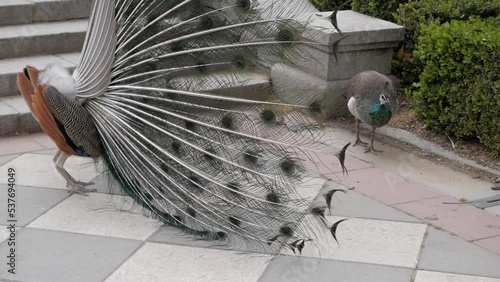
272,10,405,119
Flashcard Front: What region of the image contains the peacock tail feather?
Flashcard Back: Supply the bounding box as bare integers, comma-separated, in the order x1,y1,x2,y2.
29,0,349,253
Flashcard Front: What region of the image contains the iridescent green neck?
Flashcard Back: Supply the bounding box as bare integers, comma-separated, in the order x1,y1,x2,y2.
369,103,392,127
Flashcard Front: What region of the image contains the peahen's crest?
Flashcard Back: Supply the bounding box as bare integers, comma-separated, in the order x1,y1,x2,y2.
17,0,350,254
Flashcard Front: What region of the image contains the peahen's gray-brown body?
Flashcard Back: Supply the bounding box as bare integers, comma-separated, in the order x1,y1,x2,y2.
17,0,350,253
346,71,398,153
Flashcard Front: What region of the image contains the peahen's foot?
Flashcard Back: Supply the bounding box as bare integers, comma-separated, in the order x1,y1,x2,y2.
364,127,382,154
364,146,383,155
353,138,368,147
66,181,96,196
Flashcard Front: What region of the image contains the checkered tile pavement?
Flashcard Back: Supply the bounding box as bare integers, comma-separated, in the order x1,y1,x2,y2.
0,150,499,282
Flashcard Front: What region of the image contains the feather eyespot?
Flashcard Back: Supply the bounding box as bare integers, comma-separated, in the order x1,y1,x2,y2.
280,159,296,176
276,29,294,43
266,192,280,203
221,114,234,129
309,101,322,114
260,109,277,124
238,0,251,10
279,225,294,237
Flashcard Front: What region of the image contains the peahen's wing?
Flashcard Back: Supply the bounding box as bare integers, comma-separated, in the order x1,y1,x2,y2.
79,0,347,253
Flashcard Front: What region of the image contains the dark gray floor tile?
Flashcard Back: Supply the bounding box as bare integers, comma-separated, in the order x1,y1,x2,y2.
0,228,142,282
0,154,19,166
0,185,68,226
260,256,413,282
418,227,500,278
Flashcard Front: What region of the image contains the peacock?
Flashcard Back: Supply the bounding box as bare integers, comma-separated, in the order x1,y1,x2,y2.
346,70,398,154
16,0,350,253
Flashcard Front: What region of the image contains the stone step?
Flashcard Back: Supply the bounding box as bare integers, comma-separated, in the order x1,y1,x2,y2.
0,70,271,137
0,52,80,97
0,19,87,59
0,0,92,26
0,95,41,136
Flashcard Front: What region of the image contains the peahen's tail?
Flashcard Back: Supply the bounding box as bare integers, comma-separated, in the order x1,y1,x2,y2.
79,0,347,253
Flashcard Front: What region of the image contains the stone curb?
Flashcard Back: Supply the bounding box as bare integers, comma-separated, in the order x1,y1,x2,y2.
377,126,500,178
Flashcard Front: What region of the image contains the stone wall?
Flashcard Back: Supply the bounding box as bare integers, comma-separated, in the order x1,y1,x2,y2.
272,10,405,119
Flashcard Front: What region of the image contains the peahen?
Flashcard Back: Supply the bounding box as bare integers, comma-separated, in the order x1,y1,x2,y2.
346,71,398,154
16,0,350,253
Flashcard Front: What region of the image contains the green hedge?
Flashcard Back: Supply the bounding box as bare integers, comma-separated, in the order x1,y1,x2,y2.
351,0,399,21
309,0,398,22
395,0,500,51
309,0,351,11
393,0,500,102
412,18,500,156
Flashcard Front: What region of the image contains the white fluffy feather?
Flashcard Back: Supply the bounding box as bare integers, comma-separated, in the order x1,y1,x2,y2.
347,96,361,120
38,64,76,99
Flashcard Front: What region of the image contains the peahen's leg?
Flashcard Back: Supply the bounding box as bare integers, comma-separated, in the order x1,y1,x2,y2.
353,119,368,147
53,150,96,195
365,127,383,154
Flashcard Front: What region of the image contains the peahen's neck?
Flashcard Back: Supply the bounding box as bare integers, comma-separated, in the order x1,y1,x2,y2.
369,103,392,127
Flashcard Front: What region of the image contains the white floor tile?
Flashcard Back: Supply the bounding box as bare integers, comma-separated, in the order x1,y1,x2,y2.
290,217,427,268
415,270,500,282
28,193,161,240
486,206,500,217
105,242,271,282
0,153,99,189
0,226,11,244
0,225,19,245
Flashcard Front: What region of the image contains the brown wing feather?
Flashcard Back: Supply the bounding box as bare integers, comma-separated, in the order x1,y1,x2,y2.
16,72,35,115
27,67,40,91
31,84,76,156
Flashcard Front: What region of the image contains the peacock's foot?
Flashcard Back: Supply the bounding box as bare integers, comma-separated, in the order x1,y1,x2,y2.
364,146,383,155
66,181,97,196
353,138,368,147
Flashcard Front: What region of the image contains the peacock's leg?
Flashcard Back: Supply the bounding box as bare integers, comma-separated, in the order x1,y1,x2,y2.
353,119,368,147
52,149,62,163
53,150,96,195
365,127,383,154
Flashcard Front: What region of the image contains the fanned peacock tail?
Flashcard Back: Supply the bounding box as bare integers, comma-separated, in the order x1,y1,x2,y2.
67,0,348,253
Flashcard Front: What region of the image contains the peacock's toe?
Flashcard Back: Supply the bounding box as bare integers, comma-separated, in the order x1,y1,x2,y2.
66,181,97,196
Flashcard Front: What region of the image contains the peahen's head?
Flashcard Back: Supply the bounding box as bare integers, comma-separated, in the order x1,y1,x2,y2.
379,93,389,105
378,81,396,108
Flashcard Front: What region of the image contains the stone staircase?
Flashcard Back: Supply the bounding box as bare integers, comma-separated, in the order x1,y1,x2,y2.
0,0,275,137
0,0,92,136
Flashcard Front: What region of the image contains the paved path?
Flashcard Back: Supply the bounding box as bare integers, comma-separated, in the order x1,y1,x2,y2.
0,131,499,282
